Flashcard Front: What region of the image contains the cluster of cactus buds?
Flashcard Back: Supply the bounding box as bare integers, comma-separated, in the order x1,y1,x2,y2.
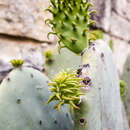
44,49,54,63
47,69,86,113
10,59,24,68
46,0,97,54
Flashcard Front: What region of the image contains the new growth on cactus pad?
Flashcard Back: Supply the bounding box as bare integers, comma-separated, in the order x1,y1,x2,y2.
10,59,24,68
120,80,126,97
46,0,97,54
44,49,54,63
47,69,85,113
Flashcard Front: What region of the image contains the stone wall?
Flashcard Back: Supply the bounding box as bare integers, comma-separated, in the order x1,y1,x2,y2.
0,0,54,81
92,0,130,74
0,0,130,78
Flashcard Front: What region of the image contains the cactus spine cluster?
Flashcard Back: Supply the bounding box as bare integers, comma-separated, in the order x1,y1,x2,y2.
47,69,85,113
46,0,96,54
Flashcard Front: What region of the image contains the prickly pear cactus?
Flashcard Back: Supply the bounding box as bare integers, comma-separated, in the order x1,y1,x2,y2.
46,0,96,54
45,0,129,129
72,40,125,130
0,67,74,130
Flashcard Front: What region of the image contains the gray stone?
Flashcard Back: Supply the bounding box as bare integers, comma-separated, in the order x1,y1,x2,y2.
0,35,46,82
110,12,130,42
0,0,53,42
0,60,13,83
92,0,111,31
93,0,130,42
103,34,130,74
111,0,130,21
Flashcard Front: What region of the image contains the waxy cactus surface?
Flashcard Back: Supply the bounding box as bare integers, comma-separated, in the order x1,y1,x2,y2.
0,67,74,130
72,40,125,130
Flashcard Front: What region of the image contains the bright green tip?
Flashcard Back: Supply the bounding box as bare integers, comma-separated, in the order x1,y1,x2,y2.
44,50,54,62
120,80,126,97
10,59,24,68
47,69,84,113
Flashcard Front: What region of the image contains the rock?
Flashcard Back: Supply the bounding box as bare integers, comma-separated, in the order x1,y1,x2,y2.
110,12,130,42
0,36,44,66
0,0,54,82
93,0,130,42
0,0,53,42
111,0,130,21
91,0,130,75
103,34,130,74
92,0,111,31
0,60,12,83
0,35,46,82
112,39,130,74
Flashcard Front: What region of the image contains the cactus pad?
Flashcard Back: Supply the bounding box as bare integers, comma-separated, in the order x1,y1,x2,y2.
46,0,96,54
72,40,124,130
0,67,74,130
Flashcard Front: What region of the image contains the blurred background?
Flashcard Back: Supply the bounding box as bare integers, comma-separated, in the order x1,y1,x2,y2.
0,0,130,126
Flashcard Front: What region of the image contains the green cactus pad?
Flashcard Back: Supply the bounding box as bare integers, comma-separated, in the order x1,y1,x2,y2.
0,67,74,130
46,0,96,54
